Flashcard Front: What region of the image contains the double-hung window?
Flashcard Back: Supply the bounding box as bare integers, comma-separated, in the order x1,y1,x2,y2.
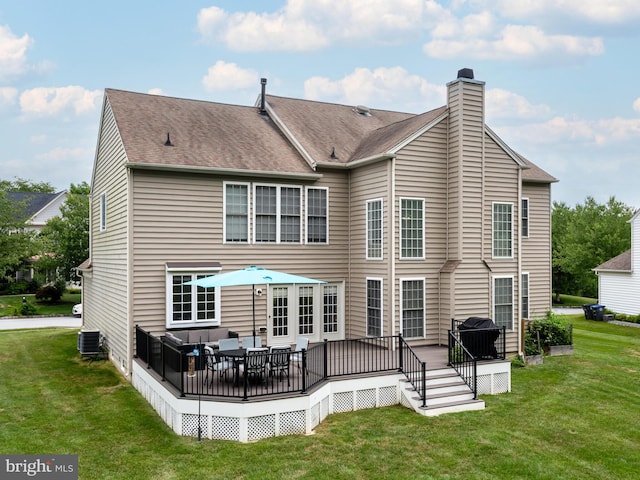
521,198,529,238
493,276,514,330
366,279,382,337
255,185,301,243
493,202,513,258
306,187,328,243
166,263,221,328
400,198,424,259
521,273,530,319
367,199,383,259
401,279,424,338
224,183,249,242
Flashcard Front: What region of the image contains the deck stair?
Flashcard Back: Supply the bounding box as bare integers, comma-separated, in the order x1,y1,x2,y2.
401,365,485,417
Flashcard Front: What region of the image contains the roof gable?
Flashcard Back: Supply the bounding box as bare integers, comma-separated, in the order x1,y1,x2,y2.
6,191,66,223
595,249,631,272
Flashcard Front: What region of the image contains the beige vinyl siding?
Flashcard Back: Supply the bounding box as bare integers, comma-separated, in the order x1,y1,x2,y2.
393,122,448,343
84,97,130,372
521,182,552,319
348,160,392,338
130,168,349,338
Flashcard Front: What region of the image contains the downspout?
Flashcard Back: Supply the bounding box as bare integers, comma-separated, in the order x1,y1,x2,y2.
390,157,396,339
347,170,352,339
517,169,523,357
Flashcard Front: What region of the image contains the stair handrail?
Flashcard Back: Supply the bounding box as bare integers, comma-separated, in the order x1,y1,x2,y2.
447,330,478,399
398,335,427,407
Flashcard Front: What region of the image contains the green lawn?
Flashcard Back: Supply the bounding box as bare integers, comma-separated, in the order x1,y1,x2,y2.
0,293,81,317
552,293,597,307
1,316,639,479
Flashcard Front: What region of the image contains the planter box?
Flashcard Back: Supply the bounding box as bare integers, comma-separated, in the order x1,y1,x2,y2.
543,345,574,356
525,354,543,365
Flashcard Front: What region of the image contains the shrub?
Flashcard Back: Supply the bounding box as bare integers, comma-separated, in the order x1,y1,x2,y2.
35,284,63,303
528,312,573,347
12,300,38,316
524,326,542,355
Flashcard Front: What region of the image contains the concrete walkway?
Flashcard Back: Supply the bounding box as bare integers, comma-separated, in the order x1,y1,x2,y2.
0,316,82,330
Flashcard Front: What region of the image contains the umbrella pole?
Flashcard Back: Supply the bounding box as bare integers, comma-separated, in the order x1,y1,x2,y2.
252,284,256,338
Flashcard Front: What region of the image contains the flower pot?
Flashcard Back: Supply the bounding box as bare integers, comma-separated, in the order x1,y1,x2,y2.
543,345,574,356
525,354,543,365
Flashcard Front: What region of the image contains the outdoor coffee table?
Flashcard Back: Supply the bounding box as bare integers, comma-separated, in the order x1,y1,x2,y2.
217,348,246,385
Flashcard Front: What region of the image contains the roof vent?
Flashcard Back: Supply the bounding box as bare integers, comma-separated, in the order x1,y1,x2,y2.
164,132,174,147
259,78,267,115
330,147,337,159
354,105,371,116
457,68,474,80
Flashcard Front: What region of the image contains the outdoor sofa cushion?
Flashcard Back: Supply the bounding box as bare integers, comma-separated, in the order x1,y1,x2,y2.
165,327,230,347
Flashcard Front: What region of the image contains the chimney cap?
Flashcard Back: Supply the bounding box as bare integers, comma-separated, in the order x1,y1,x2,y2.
457,68,474,80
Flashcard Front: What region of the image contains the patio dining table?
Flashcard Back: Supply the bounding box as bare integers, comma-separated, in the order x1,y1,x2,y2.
217,348,247,385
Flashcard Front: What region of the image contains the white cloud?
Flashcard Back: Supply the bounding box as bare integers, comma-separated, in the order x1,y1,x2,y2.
19,86,102,117
486,89,552,120
202,61,258,92
147,88,164,96
633,98,640,114
424,21,604,61
0,25,32,80
492,0,640,25
196,0,426,51
304,66,445,110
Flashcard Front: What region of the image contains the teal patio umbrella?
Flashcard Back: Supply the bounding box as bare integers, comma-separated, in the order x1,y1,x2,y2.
184,266,325,337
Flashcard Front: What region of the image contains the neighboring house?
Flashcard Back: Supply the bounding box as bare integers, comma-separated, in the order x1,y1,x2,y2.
6,191,67,281
80,68,556,378
594,210,640,314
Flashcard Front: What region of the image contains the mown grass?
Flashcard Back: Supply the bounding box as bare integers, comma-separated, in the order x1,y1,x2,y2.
1,316,639,479
0,293,81,317
552,294,597,307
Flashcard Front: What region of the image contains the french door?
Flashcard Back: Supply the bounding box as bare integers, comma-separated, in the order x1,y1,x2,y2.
267,283,344,345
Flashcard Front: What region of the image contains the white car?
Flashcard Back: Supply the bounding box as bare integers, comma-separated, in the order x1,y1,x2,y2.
72,304,82,317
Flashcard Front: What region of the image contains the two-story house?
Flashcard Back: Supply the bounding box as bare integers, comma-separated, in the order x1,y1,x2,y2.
79,69,556,439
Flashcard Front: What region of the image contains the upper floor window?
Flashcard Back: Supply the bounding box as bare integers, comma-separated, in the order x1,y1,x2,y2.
255,185,301,243
306,187,328,244
99,192,107,231
521,198,529,238
400,198,424,259
224,183,249,242
493,202,513,258
367,199,383,260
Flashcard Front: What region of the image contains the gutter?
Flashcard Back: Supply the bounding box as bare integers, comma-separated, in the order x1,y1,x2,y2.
126,162,323,181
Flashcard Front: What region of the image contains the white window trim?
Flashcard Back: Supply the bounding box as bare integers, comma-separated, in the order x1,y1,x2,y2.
492,201,514,259
521,197,529,239
400,277,425,339
223,181,250,244
366,277,383,337
253,183,302,244
305,186,329,245
366,198,384,260
521,272,530,320
99,192,107,232
165,265,222,329
399,197,425,260
493,275,514,331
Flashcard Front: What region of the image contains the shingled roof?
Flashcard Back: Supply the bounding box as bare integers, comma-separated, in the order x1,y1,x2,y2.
595,249,632,272
6,191,63,218
105,89,315,176
105,88,555,182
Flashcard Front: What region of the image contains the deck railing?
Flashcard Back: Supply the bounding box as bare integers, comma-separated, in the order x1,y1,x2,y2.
447,331,477,399
134,326,426,401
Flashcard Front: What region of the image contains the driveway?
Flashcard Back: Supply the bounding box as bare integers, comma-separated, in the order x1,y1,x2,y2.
0,316,82,330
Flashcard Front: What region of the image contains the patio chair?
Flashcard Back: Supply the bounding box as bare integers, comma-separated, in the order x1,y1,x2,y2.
290,337,309,373
241,336,262,348
203,346,232,385
218,337,239,351
267,345,291,386
239,347,268,384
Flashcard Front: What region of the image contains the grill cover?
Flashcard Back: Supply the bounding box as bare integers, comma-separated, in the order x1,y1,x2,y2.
458,317,500,359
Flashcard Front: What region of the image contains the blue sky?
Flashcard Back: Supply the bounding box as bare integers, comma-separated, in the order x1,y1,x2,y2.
1,0,639,208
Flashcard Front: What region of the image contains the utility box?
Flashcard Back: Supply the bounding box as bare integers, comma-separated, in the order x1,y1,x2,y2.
77,330,101,355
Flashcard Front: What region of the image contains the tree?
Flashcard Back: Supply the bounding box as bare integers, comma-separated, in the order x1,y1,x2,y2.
0,178,54,193
37,182,90,281
553,196,634,299
0,189,37,280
